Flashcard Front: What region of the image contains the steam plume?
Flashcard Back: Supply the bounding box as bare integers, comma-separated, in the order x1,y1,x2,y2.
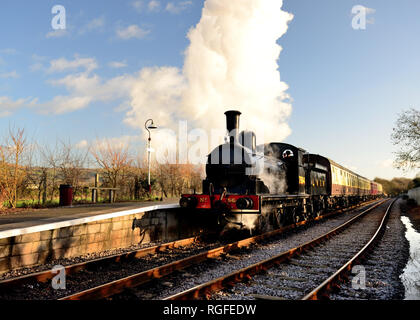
126,0,294,153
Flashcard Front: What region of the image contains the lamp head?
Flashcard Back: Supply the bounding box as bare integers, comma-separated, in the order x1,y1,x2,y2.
145,119,158,131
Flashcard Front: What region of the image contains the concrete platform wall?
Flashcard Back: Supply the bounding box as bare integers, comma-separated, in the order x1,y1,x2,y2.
0,207,201,274
408,187,420,205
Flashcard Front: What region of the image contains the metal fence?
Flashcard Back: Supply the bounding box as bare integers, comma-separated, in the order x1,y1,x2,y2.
408,187,420,205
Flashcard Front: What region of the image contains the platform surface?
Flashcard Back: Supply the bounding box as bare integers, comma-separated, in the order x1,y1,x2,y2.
0,200,179,236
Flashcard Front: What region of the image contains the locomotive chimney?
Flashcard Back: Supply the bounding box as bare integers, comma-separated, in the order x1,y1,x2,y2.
225,110,241,144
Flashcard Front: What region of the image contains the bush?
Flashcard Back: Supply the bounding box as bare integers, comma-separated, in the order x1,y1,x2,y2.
0,188,6,209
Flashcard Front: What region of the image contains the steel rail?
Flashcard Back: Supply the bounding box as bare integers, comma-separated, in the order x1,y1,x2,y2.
164,198,389,300
60,199,383,300
0,199,377,296
302,198,397,300
0,235,202,290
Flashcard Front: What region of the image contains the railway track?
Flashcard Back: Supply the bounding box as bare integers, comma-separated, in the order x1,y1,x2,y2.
0,199,384,300
0,235,220,300
165,198,396,300
62,200,385,300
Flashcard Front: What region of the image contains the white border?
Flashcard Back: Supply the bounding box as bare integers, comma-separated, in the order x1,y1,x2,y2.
0,204,179,240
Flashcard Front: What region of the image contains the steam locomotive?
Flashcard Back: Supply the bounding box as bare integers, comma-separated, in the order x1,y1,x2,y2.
180,110,383,230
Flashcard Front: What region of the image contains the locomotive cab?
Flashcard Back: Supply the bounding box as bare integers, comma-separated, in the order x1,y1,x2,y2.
265,143,306,195
303,154,330,196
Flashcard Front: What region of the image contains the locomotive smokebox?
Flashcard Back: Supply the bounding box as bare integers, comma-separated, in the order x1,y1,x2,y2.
225,110,241,144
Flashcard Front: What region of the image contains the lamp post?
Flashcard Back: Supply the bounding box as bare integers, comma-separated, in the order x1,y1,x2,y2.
145,119,157,196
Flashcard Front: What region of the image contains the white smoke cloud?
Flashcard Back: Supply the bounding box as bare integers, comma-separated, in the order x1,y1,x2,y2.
126,0,294,156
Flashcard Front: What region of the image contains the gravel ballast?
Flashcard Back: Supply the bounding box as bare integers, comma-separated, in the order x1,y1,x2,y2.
111,201,395,300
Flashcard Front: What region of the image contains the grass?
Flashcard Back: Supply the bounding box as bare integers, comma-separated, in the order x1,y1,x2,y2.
2,195,165,210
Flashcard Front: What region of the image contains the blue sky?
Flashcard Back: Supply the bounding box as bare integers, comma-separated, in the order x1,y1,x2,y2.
0,0,419,180
280,0,420,180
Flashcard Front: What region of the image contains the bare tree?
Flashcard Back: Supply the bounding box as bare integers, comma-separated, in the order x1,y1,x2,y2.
130,156,148,200
57,140,88,188
36,141,88,202
23,142,48,205
0,127,27,208
0,185,5,209
40,143,61,202
391,108,420,170
90,139,132,201
153,162,203,198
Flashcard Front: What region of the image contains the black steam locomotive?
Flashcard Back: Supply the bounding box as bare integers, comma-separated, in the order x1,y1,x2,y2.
180,110,383,230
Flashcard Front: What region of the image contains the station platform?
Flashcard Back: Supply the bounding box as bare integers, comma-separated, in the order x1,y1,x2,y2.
0,200,179,238
0,200,198,274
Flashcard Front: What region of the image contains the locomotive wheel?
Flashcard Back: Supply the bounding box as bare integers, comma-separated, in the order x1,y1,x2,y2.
314,201,323,218
274,210,283,228
292,208,300,224
268,207,283,229
256,214,269,233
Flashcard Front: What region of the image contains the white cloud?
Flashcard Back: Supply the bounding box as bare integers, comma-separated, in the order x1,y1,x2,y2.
29,54,48,72
46,29,68,39
0,54,135,116
108,61,128,68
30,63,44,72
48,55,98,74
79,16,105,34
365,7,376,24
365,7,376,15
3,0,295,150
0,97,24,117
126,0,293,147
132,0,160,13
148,1,161,12
165,1,192,14
75,139,89,149
116,25,150,40
92,135,140,151
0,96,32,117
0,71,19,79
49,72,134,101
35,68,136,114
124,67,187,128
32,54,47,61
380,159,394,168
38,95,93,114
3,53,135,116
0,48,18,55
131,1,144,13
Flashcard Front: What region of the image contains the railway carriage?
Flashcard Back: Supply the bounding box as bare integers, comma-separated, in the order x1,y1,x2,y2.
180,110,383,231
